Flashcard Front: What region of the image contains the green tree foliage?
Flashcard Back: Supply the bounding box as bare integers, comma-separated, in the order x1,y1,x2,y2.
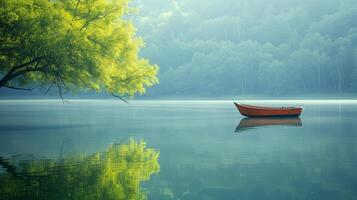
0,0,158,98
0,139,160,200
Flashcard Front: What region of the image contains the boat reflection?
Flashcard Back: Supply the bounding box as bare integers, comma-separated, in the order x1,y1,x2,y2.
235,117,302,132
0,138,160,200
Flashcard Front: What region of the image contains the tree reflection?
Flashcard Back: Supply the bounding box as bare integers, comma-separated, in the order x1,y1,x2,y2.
0,139,160,200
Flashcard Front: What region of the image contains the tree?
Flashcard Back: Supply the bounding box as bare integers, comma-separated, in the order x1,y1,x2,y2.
0,138,160,200
0,0,158,99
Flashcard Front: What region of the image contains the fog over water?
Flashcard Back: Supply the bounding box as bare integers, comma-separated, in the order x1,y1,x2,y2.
1,100,357,199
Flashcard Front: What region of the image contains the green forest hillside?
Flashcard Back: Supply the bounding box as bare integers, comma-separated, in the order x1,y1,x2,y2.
133,0,357,97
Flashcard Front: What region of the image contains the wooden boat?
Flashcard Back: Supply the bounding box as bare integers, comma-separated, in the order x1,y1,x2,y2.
234,102,302,117
235,117,302,132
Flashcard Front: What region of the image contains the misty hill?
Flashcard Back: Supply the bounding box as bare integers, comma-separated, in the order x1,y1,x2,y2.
133,0,357,98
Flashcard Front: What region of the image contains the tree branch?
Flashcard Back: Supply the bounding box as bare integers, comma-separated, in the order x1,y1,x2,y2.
87,35,108,49
9,66,46,80
80,9,114,31
112,93,129,104
12,57,44,71
0,57,44,86
2,84,32,91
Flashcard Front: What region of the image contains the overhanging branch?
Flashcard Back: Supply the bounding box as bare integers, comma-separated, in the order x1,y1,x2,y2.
0,57,45,86
112,93,129,104
2,84,32,91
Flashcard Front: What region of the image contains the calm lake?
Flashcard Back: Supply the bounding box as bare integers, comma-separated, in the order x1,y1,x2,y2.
0,100,357,200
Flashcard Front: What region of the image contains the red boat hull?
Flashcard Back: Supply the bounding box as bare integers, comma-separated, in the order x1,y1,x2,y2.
234,102,302,117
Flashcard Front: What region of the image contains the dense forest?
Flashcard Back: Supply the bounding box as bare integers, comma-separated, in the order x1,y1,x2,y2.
133,0,357,97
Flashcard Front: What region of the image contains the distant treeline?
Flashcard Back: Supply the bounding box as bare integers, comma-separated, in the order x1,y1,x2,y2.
133,0,357,97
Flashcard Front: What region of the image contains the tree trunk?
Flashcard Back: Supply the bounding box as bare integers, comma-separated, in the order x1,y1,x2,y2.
0,58,43,88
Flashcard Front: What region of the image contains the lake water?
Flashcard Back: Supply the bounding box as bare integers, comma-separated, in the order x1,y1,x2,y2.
0,100,357,200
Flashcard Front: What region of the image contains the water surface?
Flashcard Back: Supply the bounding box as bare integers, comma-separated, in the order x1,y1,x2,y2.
0,100,357,200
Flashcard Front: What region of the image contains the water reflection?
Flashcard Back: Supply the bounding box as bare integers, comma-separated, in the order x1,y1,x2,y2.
0,138,160,200
235,117,302,132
